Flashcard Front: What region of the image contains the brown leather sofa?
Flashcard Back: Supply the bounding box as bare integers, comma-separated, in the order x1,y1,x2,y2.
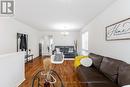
76,53,130,87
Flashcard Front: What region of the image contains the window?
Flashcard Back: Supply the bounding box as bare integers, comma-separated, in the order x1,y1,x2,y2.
82,32,88,50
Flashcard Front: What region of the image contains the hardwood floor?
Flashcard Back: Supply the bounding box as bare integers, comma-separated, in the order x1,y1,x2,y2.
19,57,82,87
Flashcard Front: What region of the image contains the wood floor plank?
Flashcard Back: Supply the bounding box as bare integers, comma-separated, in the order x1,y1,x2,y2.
19,57,82,87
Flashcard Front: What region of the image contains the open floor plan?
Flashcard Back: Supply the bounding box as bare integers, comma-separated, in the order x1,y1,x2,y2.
0,0,130,87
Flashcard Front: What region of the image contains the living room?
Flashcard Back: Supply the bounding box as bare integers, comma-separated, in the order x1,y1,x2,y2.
0,0,130,87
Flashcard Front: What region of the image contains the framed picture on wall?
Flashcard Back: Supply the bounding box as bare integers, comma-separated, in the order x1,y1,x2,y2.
106,18,130,41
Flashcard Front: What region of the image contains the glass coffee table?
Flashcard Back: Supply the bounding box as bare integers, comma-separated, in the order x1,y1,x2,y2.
31,70,64,87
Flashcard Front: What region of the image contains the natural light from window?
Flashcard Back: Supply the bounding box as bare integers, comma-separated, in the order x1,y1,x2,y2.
82,32,88,50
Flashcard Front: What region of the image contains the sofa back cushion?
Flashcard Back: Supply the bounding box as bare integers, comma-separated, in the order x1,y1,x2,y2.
118,64,130,86
100,57,124,82
88,53,103,70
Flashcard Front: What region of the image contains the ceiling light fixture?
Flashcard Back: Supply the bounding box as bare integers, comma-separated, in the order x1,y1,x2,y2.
61,32,69,36
52,23,78,30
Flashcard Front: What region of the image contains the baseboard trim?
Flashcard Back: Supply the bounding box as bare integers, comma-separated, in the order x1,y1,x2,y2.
64,58,75,60
18,78,25,87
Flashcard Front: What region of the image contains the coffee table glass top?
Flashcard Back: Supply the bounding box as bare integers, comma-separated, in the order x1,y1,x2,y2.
31,70,64,87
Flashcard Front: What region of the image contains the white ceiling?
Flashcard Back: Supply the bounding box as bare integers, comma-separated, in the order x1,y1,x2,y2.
15,0,117,31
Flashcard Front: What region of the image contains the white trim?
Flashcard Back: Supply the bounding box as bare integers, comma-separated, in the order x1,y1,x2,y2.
64,58,75,60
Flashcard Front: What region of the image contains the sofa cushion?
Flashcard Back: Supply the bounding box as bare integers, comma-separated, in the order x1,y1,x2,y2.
76,65,111,83
88,53,103,70
118,63,130,86
100,57,125,82
76,65,118,87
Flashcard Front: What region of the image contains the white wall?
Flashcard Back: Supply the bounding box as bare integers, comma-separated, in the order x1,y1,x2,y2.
40,31,80,55
0,18,40,57
0,52,25,87
41,31,80,46
81,0,130,63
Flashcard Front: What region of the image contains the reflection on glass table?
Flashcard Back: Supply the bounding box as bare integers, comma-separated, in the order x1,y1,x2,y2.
31,70,64,87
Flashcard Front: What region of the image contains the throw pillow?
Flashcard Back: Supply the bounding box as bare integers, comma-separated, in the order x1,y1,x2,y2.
80,58,92,67
74,56,88,68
